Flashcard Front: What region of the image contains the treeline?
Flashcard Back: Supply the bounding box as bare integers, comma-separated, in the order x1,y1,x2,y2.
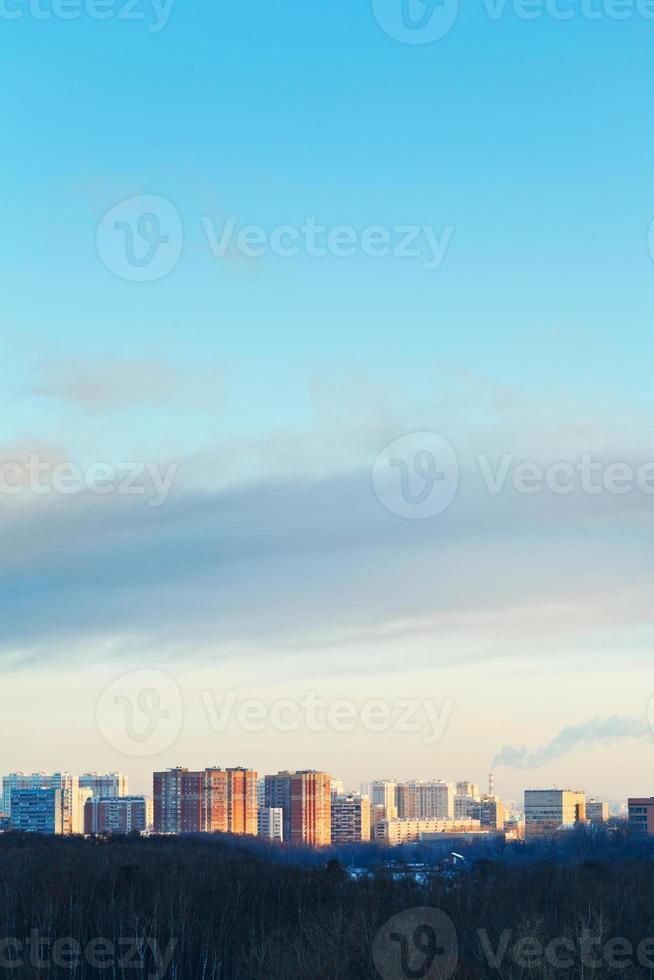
1,830,654,977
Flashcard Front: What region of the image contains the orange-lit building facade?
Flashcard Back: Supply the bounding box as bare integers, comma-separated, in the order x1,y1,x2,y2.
290,771,331,846
153,767,257,836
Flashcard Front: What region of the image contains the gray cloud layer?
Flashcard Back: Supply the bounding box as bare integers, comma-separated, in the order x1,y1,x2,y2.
0,443,652,671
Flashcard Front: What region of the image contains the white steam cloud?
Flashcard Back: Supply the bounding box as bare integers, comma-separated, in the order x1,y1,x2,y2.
492,715,650,770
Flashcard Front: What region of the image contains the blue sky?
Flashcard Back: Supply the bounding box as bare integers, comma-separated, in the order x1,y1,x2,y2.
2,0,654,800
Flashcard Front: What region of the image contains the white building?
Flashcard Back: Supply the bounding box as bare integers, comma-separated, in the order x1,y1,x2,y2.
258,806,284,842
372,780,398,819
79,773,128,798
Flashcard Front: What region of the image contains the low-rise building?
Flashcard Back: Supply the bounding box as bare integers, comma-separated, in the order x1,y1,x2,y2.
376,818,483,845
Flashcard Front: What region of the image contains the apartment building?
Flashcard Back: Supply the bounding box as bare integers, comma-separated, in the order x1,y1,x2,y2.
263,772,294,840
524,789,586,838
153,767,258,835
331,793,371,844
3,773,86,834
10,788,63,834
291,771,331,845
79,772,128,798
258,806,284,842
397,781,454,821
471,796,505,830
84,796,152,835
371,780,398,819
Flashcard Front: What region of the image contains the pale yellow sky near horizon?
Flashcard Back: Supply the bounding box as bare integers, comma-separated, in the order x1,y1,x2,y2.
3,647,653,808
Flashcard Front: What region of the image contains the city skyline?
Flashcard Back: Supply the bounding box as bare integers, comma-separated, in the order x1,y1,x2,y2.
6,764,646,847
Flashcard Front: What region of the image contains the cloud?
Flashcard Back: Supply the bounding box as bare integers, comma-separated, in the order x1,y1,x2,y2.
32,355,223,414
492,716,651,770
0,440,653,672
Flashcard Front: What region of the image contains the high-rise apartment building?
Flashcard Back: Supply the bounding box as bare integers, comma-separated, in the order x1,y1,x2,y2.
265,771,331,846
264,772,294,840
524,789,586,838
369,803,388,839
471,796,505,830
290,771,331,845
153,767,257,835
371,780,398,819
2,773,53,817
231,768,258,835
153,768,185,833
10,788,63,834
454,794,476,819
181,770,204,833
84,796,152,835
397,781,454,821
258,806,284,842
79,773,128,798
331,793,370,844
2,773,85,834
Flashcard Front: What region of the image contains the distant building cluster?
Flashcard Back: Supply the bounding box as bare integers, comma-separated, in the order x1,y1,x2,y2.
0,769,623,846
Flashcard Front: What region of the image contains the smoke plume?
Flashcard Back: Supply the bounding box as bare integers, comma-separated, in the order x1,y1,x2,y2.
492,715,650,770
